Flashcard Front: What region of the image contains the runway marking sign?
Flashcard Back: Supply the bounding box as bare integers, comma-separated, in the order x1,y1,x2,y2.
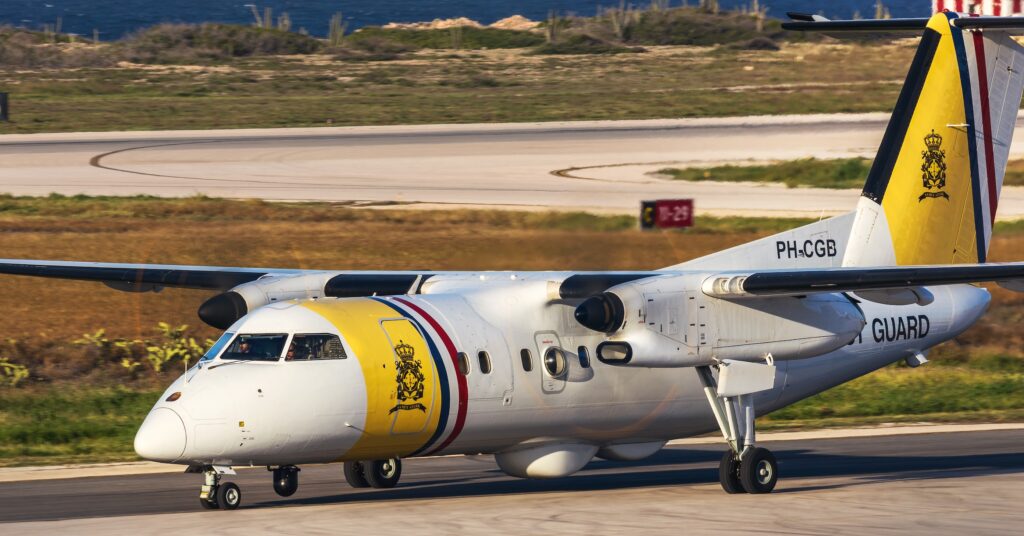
641,199,694,229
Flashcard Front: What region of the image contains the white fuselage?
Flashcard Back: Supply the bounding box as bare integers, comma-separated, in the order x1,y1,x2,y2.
134,273,990,476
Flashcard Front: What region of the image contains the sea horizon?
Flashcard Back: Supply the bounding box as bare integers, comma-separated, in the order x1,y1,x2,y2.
0,1,932,39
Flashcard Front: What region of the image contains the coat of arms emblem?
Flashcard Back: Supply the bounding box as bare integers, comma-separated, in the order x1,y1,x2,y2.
389,340,427,414
919,129,950,201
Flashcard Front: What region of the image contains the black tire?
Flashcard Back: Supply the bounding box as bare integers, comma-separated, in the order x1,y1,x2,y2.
217,482,242,510
272,466,299,497
718,451,745,494
364,458,402,489
739,447,778,494
343,461,371,488
199,493,219,510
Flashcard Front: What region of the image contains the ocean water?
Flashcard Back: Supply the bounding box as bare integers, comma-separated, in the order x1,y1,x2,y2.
0,1,932,39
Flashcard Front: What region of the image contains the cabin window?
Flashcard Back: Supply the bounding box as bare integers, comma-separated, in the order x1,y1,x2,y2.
543,347,567,378
577,346,591,368
287,334,347,361
457,352,471,375
221,333,288,361
520,349,533,372
201,332,234,361
477,351,492,374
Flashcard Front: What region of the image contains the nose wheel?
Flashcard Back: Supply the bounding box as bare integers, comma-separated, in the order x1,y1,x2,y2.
198,466,242,510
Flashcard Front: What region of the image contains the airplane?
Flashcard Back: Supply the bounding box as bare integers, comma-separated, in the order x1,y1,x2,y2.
3,11,1024,509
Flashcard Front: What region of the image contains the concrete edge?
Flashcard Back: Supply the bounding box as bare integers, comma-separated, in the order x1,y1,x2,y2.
668,422,1024,445
0,113,895,144
2,422,1021,483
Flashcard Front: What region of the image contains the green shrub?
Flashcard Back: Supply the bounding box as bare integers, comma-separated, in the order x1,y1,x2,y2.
0,29,114,68
348,26,544,50
530,34,645,55
659,158,872,189
0,357,29,387
729,36,781,51
331,35,420,61
119,23,323,64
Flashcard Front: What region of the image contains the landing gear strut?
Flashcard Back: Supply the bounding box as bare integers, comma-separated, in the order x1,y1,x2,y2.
343,457,402,489
271,465,300,497
198,466,242,509
697,363,779,494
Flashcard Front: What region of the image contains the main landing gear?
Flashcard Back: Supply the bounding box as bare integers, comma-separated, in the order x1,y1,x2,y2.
696,362,780,494
198,466,242,510
343,457,402,489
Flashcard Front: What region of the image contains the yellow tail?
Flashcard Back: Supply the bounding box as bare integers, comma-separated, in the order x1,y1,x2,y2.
843,12,1024,267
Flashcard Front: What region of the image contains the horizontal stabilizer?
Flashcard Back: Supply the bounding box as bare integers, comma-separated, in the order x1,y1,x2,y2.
702,262,1024,299
783,14,1024,36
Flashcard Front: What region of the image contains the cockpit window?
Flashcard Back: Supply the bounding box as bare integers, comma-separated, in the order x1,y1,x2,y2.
221,334,288,361
201,332,234,361
287,334,347,361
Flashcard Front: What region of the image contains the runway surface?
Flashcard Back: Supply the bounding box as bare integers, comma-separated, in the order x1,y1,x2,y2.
4,114,1024,218
2,429,1022,534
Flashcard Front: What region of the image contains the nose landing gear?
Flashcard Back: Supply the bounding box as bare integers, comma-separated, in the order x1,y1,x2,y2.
696,363,780,495
271,465,300,497
343,457,402,489
198,466,242,510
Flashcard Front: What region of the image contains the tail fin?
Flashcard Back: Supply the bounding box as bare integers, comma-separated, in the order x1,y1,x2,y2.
842,12,1024,267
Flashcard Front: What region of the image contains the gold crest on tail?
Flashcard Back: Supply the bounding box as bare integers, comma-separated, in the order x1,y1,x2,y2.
919,129,949,202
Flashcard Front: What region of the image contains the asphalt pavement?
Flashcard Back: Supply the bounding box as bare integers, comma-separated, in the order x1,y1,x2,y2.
2,429,1022,534
2,113,996,217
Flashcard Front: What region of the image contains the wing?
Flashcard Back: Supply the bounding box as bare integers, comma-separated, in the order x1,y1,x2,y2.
702,263,1024,304
0,258,307,292
0,258,662,297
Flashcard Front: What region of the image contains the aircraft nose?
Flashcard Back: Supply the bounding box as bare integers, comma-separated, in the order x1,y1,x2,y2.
134,407,187,462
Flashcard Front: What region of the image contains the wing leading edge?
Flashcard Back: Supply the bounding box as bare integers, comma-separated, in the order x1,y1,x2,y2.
702,263,1024,300
0,259,307,292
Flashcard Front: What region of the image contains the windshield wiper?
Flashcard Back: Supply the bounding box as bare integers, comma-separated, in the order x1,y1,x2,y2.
208,358,277,370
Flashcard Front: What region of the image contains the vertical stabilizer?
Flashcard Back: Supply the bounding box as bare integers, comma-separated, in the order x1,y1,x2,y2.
843,12,1024,267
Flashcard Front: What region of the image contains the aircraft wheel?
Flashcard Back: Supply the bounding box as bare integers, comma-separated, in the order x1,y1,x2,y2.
364,457,402,489
344,461,371,488
273,466,299,497
217,482,242,510
199,492,220,510
718,451,745,494
739,447,778,494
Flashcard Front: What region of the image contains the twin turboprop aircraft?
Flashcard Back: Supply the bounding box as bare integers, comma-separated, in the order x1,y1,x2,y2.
5,12,1024,509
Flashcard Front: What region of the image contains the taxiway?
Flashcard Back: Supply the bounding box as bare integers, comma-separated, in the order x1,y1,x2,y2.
4,113,1024,218
2,428,1022,534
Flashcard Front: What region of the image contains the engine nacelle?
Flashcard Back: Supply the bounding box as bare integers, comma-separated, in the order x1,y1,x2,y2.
580,274,866,367
197,272,427,329
198,274,333,329
709,293,865,361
